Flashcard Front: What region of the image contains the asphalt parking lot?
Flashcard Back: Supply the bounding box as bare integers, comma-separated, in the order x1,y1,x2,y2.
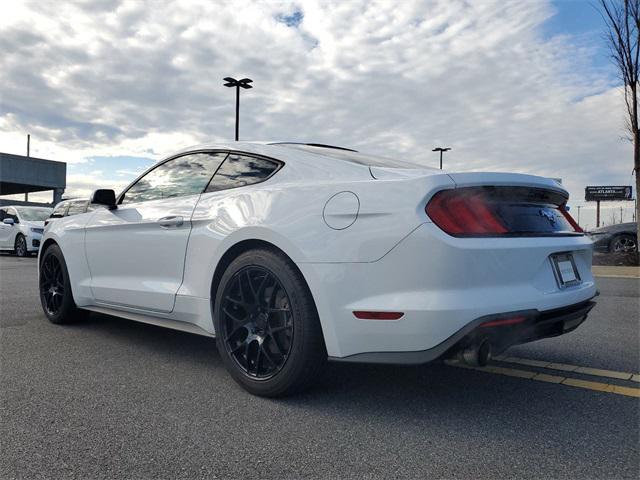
1,255,638,479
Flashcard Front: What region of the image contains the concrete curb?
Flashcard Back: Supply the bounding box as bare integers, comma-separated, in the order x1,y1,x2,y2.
592,266,640,278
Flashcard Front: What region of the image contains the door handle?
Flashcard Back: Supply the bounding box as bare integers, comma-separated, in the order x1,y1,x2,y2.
158,215,184,228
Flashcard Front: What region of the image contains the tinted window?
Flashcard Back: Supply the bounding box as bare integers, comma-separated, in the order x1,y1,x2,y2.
66,201,88,215
205,154,280,192
121,152,226,204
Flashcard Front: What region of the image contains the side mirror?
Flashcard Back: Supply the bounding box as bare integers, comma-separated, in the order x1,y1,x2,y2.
90,189,117,209
2,218,14,225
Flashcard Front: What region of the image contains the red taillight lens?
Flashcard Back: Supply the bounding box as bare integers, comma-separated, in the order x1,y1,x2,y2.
559,205,583,233
353,311,404,320
425,189,508,235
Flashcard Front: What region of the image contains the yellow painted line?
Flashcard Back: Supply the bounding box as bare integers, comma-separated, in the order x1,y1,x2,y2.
611,385,640,398
561,378,615,393
500,356,638,381
546,362,578,372
445,361,640,398
532,373,564,384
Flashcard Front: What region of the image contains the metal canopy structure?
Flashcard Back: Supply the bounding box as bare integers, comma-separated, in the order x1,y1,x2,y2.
0,152,66,204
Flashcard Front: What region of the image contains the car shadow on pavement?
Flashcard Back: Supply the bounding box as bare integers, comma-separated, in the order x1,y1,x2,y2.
76,311,584,412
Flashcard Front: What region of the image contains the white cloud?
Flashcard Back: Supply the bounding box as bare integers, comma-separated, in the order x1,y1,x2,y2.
0,0,633,227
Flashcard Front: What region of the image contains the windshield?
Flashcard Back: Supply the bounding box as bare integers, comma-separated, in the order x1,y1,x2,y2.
17,207,52,221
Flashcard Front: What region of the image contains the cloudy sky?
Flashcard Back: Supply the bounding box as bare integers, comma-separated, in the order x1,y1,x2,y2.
0,0,635,229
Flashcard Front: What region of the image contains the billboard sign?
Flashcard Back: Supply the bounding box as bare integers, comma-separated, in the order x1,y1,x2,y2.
585,186,633,202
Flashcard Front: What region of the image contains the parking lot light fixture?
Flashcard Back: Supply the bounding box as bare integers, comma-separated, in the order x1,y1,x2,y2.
223,77,253,141
432,147,451,170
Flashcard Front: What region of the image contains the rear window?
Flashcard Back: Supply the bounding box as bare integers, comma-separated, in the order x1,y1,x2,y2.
274,143,423,169
205,154,280,192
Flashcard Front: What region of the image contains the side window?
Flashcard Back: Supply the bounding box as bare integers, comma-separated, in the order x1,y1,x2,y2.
51,203,68,218
205,154,280,193
0,209,6,220
121,152,226,204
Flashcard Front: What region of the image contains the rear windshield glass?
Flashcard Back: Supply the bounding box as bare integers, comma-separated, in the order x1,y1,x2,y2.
274,144,425,169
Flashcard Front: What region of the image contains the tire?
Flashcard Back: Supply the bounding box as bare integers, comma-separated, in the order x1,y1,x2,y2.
610,234,637,253
213,248,326,397
14,234,27,257
39,244,88,324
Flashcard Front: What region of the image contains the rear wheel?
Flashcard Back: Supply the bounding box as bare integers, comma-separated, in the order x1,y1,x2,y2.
213,248,325,397
15,234,27,257
39,244,88,324
610,234,637,253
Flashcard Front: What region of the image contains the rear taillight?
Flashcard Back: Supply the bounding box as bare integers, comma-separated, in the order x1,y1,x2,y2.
425,187,582,236
425,189,507,235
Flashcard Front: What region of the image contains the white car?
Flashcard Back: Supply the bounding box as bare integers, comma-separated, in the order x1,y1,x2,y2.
38,142,597,396
0,205,52,257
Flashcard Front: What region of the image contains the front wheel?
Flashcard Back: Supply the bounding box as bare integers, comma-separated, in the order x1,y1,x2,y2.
213,248,326,397
15,234,27,257
39,244,88,324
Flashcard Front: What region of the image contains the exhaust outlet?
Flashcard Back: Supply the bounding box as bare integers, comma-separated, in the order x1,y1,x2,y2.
460,339,492,367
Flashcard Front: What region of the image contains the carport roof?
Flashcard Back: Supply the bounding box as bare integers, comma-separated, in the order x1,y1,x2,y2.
0,152,66,194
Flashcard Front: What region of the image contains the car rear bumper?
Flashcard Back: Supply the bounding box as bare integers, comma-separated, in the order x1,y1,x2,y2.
330,297,596,365
300,222,597,360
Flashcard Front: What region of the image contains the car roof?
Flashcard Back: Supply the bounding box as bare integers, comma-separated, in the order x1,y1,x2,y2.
166,141,432,172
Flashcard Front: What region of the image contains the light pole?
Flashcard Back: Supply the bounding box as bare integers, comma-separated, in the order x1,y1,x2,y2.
223,77,253,141
432,147,451,170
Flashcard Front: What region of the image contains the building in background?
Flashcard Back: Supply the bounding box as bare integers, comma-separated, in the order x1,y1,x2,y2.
0,152,66,207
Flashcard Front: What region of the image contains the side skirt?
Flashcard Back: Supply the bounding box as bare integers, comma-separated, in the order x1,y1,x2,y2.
81,305,215,338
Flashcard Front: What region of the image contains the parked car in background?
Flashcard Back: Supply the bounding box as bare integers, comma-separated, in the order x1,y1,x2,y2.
588,222,638,253
38,142,597,397
0,206,52,256
45,199,91,227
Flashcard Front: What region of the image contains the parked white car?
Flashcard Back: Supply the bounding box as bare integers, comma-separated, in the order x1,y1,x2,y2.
38,142,597,396
0,205,52,256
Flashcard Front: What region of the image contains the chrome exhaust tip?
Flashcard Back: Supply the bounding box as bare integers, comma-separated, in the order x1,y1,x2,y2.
460,339,492,367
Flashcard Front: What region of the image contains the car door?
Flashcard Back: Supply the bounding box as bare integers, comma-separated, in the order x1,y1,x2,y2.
0,208,11,248
0,208,20,248
84,152,227,312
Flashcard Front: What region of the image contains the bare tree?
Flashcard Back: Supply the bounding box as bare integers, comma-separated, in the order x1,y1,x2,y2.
600,0,640,254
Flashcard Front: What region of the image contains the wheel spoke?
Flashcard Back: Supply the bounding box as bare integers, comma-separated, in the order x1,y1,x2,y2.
221,266,294,379
225,325,246,342
223,306,244,324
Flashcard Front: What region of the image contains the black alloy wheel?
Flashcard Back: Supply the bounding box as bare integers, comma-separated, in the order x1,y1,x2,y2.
15,235,27,257
220,266,294,380
38,244,88,324
213,248,326,397
39,252,65,316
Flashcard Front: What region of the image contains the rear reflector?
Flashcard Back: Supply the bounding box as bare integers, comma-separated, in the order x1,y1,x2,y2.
353,311,404,320
480,316,527,328
425,186,582,237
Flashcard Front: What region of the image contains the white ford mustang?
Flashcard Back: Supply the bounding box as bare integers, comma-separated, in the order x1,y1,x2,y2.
39,142,597,396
